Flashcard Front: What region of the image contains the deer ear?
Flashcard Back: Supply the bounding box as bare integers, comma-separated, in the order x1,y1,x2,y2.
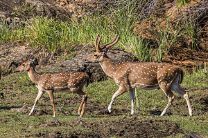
102,47,109,53
30,58,39,66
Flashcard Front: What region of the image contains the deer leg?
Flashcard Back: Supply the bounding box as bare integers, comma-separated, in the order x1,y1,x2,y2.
78,95,87,117
160,92,174,116
160,83,174,116
183,93,192,116
77,90,87,117
78,95,84,115
29,89,43,116
171,85,192,116
129,88,135,115
79,95,87,117
46,90,56,117
108,85,126,113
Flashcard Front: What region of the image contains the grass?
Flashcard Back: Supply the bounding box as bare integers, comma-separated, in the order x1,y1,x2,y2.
0,0,160,61
0,0,199,61
0,15,146,54
183,70,208,88
0,0,142,53
0,0,207,137
0,69,208,137
176,0,190,7
181,20,198,50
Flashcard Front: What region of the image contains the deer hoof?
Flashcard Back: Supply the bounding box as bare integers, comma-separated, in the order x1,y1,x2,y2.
108,108,111,113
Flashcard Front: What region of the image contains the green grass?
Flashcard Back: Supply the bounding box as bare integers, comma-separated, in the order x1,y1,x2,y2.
0,0,156,61
0,0,199,61
181,20,198,50
0,0,143,53
0,15,146,55
176,0,190,7
0,70,208,137
183,70,208,88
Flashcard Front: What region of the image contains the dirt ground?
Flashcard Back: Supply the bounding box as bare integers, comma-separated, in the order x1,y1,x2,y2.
2,79,207,137
31,118,182,138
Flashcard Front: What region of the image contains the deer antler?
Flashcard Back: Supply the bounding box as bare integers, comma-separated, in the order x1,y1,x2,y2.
103,35,119,50
95,35,101,52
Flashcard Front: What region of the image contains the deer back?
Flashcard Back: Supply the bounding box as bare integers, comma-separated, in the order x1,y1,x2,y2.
38,72,89,91
112,62,183,89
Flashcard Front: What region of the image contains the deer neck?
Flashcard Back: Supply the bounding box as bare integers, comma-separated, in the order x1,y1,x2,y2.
27,67,40,84
99,56,115,78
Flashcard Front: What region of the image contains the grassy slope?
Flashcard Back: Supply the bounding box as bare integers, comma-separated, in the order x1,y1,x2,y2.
0,70,208,137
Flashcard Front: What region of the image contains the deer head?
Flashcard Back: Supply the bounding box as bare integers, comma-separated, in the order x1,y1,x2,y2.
92,34,119,62
17,58,39,72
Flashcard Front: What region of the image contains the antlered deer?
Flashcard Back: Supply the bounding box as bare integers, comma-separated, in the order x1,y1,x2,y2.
16,58,88,117
90,35,192,116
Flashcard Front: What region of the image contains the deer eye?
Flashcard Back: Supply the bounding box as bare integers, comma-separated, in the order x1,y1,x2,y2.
22,64,26,67
94,54,98,57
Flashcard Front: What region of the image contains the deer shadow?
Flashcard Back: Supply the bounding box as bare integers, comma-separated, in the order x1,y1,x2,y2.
0,105,22,110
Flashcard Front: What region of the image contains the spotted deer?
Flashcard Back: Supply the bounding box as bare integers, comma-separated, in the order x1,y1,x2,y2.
90,35,192,116
16,58,88,117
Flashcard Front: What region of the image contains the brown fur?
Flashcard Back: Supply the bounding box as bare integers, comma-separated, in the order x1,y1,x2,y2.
16,59,88,117
89,35,192,116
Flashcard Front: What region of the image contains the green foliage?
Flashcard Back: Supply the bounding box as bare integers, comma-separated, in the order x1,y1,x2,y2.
0,0,151,61
153,17,198,61
176,0,190,7
156,19,178,62
26,17,62,52
183,70,208,88
0,15,134,55
156,30,170,62
130,38,153,61
181,20,197,49
110,0,152,61
0,0,200,61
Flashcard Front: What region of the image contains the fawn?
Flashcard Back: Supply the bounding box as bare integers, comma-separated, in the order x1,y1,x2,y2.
16,58,88,117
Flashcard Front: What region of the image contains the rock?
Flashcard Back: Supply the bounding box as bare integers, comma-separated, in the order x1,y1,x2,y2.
0,43,52,77
23,0,71,20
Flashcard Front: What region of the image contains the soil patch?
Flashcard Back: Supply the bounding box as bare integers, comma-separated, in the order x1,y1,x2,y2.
34,117,183,138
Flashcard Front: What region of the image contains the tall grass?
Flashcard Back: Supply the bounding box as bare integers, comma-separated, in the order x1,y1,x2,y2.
0,0,197,61
0,0,151,61
156,19,178,62
181,20,197,49
0,16,117,52
154,17,198,61
176,0,190,7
